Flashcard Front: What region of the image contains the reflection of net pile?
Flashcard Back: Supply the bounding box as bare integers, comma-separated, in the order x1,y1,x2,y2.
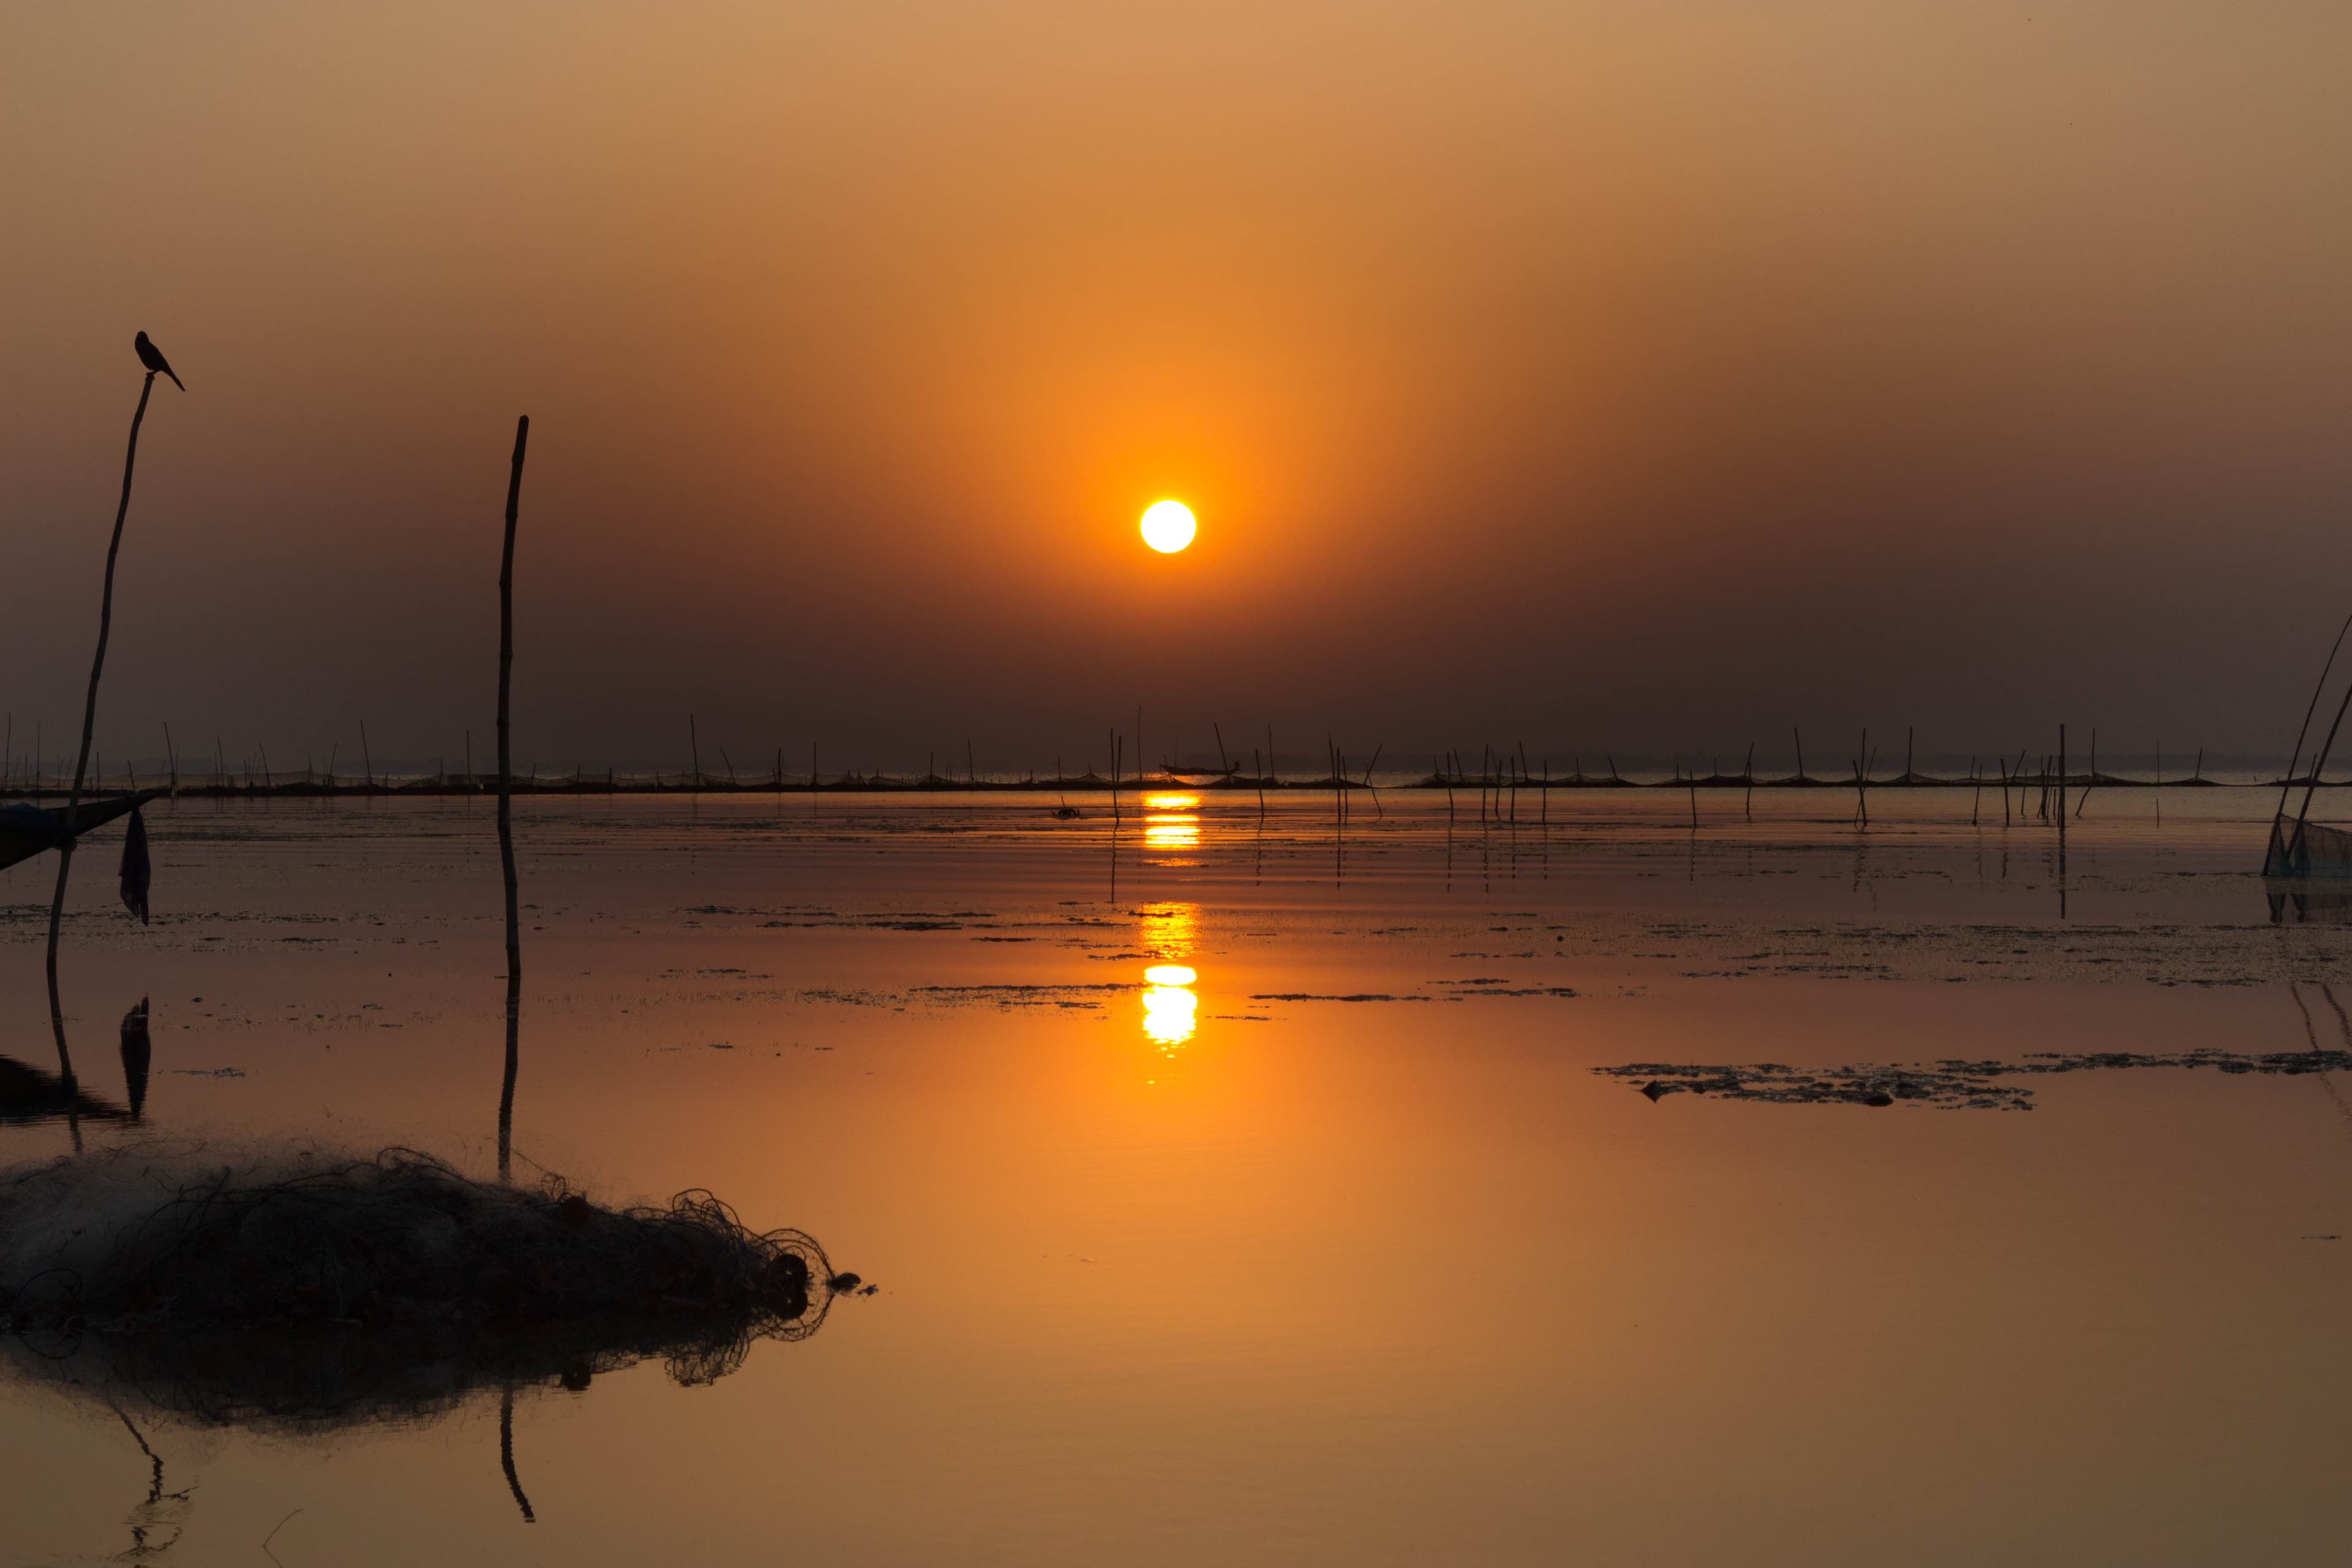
2264,813,2352,879
0,1145,835,1431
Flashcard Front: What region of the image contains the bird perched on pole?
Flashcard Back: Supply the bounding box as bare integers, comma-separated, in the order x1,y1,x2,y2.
133,331,184,390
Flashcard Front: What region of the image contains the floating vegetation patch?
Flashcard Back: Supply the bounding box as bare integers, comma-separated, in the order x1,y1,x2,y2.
1543,916,2352,988
1250,993,1431,1004
910,982,1126,1009
1597,1048,2352,1111
1438,985,1580,999
0,1144,840,1431
796,986,905,1008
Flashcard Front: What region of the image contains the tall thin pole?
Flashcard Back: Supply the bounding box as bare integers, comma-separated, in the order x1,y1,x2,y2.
2057,724,2068,848
496,415,529,1183
2276,608,2352,826
47,370,157,994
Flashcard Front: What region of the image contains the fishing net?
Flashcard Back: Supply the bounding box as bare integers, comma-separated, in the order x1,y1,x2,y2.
2264,813,2352,878
0,1144,839,1431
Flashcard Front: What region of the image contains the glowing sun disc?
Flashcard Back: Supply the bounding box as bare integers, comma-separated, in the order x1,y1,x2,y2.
1140,500,1196,553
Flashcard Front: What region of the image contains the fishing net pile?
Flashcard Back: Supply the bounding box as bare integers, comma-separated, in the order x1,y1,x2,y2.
0,1143,835,1430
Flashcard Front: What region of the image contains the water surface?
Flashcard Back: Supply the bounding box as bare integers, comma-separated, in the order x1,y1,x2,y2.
2,787,2348,1566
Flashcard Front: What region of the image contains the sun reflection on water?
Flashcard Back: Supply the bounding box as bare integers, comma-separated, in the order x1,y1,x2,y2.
1137,902,1198,960
1142,982,1199,1046
1144,793,1201,853
1137,903,1201,1053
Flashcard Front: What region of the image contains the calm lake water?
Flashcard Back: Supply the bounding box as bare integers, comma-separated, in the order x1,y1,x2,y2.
3,786,2350,1566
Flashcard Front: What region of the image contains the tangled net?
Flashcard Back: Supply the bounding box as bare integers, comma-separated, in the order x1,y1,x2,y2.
0,1144,837,1431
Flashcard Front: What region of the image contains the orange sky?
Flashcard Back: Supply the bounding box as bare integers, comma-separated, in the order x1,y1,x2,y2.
6,3,2349,770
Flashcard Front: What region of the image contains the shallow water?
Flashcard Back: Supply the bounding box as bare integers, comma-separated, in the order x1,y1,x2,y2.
3,786,2350,1566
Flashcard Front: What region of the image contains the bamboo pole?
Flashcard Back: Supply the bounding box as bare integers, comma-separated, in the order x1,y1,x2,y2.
496,415,529,1183
48,368,159,993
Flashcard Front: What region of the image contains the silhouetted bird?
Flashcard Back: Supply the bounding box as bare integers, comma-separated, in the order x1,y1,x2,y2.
133,331,184,390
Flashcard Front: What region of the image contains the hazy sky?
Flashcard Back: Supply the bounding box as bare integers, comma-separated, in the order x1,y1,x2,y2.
6,3,2349,773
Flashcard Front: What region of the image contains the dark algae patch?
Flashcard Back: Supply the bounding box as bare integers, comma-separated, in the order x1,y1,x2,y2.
1599,1047,2352,1111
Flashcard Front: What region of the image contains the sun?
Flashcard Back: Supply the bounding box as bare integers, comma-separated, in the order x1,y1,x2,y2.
1140,500,1196,554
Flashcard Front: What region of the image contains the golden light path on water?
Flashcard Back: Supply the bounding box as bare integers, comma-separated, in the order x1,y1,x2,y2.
1142,793,1201,852
1136,897,1202,1057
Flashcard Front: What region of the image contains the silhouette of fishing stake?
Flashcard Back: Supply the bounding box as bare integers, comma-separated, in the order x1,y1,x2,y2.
47,333,181,993
497,415,528,1183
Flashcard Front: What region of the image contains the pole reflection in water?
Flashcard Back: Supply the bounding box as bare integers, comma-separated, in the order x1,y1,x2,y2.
119,997,151,1123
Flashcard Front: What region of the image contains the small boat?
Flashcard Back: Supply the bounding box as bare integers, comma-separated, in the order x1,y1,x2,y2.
0,790,165,873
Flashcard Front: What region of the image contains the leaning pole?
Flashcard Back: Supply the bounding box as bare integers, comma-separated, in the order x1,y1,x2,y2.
48,366,161,1007
497,415,529,1182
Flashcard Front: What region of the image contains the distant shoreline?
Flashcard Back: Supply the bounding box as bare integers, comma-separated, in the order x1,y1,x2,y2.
0,772,2319,799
